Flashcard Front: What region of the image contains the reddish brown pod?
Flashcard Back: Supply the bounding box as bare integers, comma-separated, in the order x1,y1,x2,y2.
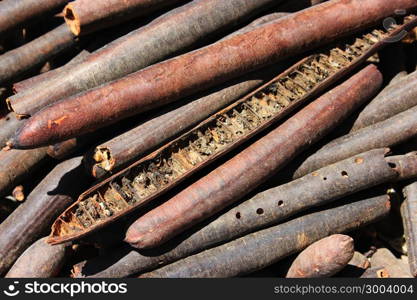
6,237,70,278
401,182,417,277
124,65,382,250
7,0,288,119
286,235,355,278
10,1,417,149
0,0,68,37
64,0,187,36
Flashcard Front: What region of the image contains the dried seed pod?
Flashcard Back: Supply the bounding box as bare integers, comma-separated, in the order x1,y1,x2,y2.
7,0,289,118
72,148,395,278
0,157,90,275
293,105,417,179
349,252,371,270
350,70,417,131
12,50,91,94
0,24,77,86
286,234,355,278
369,248,413,278
50,64,382,246
0,0,68,37
386,152,417,181
401,182,417,277
122,66,382,249
0,147,49,197
86,13,290,178
9,5,417,148
5,237,70,278
64,0,187,36
87,65,287,178
139,196,390,278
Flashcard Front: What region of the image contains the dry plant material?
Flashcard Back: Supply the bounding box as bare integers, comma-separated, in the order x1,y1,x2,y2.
72,148,397,278
401,182,417,277
48,64,381,245
351,70,417,131
121,66,382,250
0,24,76,85
0,157,89,275
0,112,21,148
7,0,287,118
6,237,70,278
64,0,187,36
294,105,417,179
12,50,91,94
286,234,354,278
0,0,68,37
139,196,390,278
86,13,289,178
386,152,417,181
369,248,413,278
12,185,25,202
47,138,80,160
9,5,417,149
0,147,49,197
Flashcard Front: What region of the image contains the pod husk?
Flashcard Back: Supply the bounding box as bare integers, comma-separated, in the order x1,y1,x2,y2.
139,196,390,278
401,182,417,277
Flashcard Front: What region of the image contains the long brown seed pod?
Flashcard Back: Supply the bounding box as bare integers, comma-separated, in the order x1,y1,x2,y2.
64,0,187,36
6,0,287,119
5,237,70,278
139,196,390,278
0,147,49,197
401,182,417,277
360,267,390,278
293,105,417,179
0,0,68,37
0,24,76,85
72,148,397,278
286,234,355,278
9,3,417,149
12,50,91,94
369,248,413,278
0,157,89,275
86,65,287,178
386,152,417,181
122,65,382,250
48,64,382,246
350,70,417,131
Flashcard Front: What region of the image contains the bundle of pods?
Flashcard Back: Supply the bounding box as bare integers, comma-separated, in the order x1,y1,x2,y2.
0,0,417,278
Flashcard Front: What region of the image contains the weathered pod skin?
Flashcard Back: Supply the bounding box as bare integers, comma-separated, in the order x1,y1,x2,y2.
123,65,383,249
10,5,417,148
7,0,287,118
50,64,382,246
0,24,77,86
12,50,91,94
386,152,417,181
293,105,417,179
351,70,417,131
401,182,417,277
64,0,187,36
286,234,354,278
72,148,395,278
139,196,390,278
0,112,22,148
6,237,70,278
87,13,290,178
0,157,90,275
0,147,49,197
369,248,413,278
0,0,68,37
